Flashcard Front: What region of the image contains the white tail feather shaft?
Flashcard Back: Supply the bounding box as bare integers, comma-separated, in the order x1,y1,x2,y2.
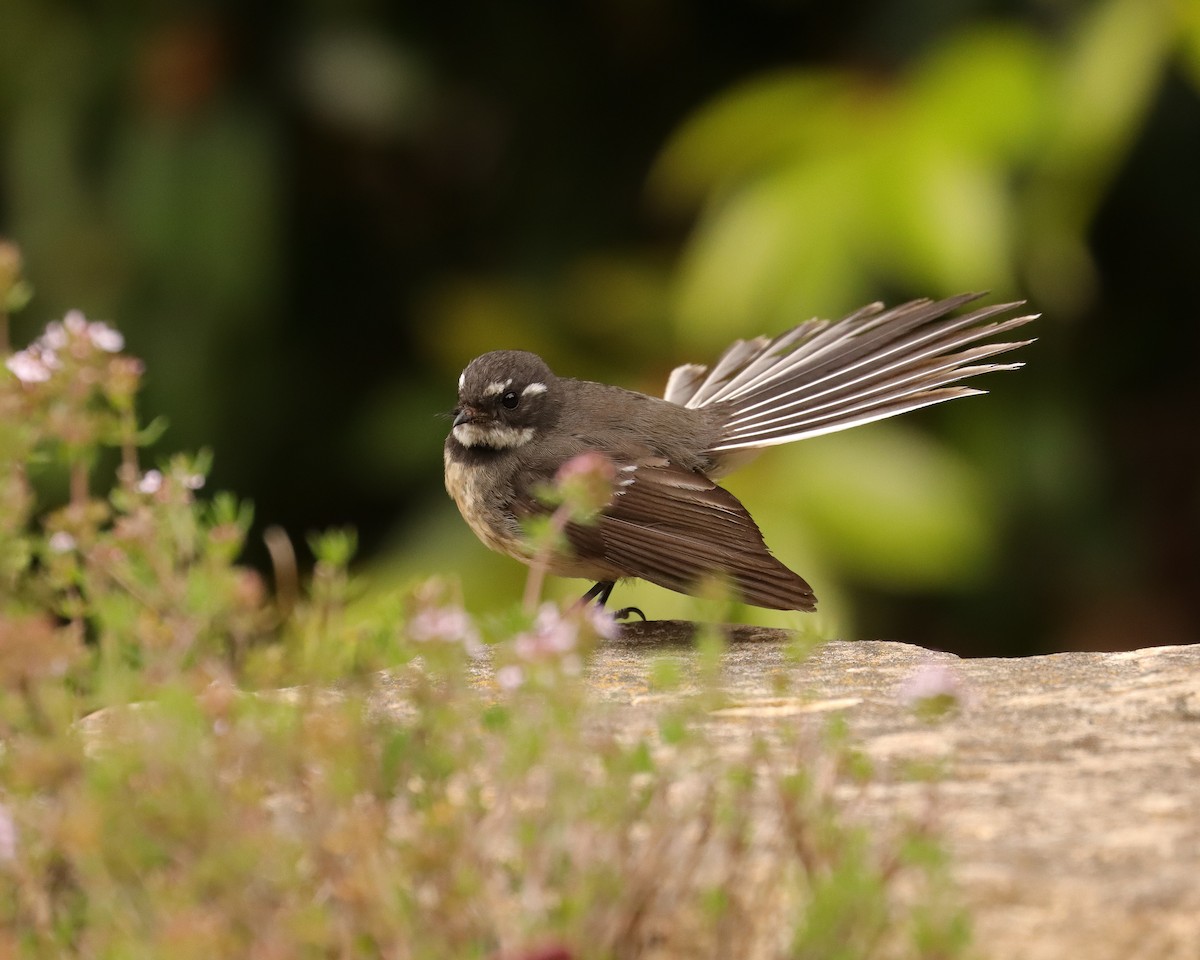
664,294,1038,453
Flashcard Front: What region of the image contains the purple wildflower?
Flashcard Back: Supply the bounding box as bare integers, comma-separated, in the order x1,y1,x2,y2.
409,604,484,657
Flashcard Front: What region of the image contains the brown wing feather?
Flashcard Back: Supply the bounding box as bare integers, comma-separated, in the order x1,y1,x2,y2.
565,459,816,611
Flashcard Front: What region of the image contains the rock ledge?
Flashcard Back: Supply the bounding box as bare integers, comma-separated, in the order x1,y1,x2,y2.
594,623,1200,960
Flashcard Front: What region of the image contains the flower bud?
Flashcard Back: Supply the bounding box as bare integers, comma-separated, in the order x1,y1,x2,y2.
553,451,616,519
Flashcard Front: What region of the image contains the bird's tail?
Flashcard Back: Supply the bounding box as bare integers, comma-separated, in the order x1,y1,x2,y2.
663,292,1037,453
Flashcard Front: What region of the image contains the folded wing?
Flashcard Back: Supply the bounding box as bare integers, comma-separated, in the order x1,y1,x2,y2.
564,458,816,611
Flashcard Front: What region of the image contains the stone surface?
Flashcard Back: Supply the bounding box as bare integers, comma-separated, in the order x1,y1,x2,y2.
594,622,1200,960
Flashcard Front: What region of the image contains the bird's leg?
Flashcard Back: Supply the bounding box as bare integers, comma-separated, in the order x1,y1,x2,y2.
580,581,646,622
581,581,614,606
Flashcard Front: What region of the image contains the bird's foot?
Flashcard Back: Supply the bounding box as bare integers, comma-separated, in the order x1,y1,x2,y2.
611,606,646,622
580,581,646,622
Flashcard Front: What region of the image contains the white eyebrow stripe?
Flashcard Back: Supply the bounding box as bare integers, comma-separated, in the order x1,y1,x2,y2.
458,371,466,391
522,382,548,396
482,379,513,397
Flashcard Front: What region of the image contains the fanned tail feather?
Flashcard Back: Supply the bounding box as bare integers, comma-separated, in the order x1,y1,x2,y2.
667,293,1038,452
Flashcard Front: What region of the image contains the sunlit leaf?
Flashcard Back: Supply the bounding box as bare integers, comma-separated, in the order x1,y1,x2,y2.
1181,1,1200,91
1022,0,1177,314
868,142,1015,294
648,70,857,212
907,26,1051,161
1044,0,1174,178
672,156,871,350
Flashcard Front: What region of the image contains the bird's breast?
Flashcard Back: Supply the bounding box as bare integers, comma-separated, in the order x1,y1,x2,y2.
443,449,527,560
443,445,624,583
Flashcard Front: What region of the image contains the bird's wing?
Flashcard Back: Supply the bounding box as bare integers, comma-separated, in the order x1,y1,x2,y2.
562,458,816,611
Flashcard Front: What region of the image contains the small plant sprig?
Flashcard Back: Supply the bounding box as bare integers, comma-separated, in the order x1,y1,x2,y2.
0,248,270,694
5,306,148,501
521,450,616,613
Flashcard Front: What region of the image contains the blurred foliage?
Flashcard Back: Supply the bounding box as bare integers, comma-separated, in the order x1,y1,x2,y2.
0,312,971,957
2,0,1198,652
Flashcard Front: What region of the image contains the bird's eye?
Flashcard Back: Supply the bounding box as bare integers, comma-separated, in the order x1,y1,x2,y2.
501,391,519,409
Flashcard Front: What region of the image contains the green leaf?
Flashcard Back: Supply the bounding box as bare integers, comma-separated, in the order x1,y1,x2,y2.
649,70,856,211
308,527,358,568
673,156,870,351
906,26,1051,161
135,416,169,447
867,142,1015,294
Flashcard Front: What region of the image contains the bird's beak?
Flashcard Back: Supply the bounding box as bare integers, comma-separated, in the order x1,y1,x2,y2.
453,405,484,427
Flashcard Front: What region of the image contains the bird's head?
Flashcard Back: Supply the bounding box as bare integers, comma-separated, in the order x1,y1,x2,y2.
450,350,559,451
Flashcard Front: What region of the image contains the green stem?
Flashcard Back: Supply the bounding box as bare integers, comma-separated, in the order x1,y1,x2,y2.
522,504,570,614
69,460,88,507
120,409,139,485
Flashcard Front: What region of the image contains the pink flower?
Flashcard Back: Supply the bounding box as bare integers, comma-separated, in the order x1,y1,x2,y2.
137,470,164,494
896,663,967,713
63,310,87,335
555,450,614,486
496,664,524,690
514,603,579,661
47,532,77,553
409,604,483,657
553,451,616,516
42,321,69,350
0,802,15,864
5,349,52,383
6,310,127,385
513,602,616,665
87,321,124,353
584,605,618,641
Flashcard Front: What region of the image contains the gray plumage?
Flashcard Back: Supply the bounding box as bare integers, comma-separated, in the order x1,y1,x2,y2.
444,293,1037,612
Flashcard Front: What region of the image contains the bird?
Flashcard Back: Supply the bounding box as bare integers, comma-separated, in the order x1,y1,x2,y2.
443,292,1037,613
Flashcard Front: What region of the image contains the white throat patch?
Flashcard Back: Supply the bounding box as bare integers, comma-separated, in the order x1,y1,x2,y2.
453,422,535,449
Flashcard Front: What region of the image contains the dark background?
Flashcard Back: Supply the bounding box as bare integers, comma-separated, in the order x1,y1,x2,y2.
2,1,1198,654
